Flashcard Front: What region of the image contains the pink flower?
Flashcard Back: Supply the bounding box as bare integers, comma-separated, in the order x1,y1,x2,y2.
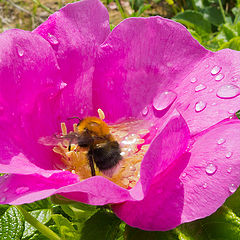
0,0,240,231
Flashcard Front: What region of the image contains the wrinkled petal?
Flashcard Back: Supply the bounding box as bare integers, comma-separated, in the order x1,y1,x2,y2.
176,49,240,134
58,176,133,205
93,17,207,123
34,0,110,120
139,110,190,193
0,171,78,205
93,17,240,134
113,118,240,231
0,29,62,169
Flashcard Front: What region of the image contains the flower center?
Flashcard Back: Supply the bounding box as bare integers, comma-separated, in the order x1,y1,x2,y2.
52,110,150,189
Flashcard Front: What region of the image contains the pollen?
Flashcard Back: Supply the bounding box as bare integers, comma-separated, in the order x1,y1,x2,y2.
52,117,150,189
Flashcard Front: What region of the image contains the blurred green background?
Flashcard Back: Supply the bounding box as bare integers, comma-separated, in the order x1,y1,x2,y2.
1,0,240,51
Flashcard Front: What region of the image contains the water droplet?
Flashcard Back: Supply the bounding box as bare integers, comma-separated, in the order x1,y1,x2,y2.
227,167,232,173
205,64,209,68
0,196,6,203
60,82,67,89
190,77,197,83
203,183,207,188
48,33,59,45
3,187,9,192
225,152,232,158
215,73,224,81
205,163,217,175
17,46,24,57
15,186,29,194
231,76,238,82
153,90,177,111
142,106,149,116
211,65,221,75
216,84,240,99
229,184,237,193
228,109,235,114
182,172,186,178
209,89,213,93
195,84,206,92
195,101,207,112
217,138,226,145
212,102,216,106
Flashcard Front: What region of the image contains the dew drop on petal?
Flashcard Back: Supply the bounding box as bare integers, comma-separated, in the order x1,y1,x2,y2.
3,187,9,193
182,172,186,178
0,196,6,203
203,183,207,188
227,167,232,173
216,84,240,99
228,109,235,114
16,186,29,194
153,90,177,111
205,163,217,175
195,101,207,112
231,76,238,82
215,73,224,81
211,65,221,75
142,106,149,116
217,138,226,145
229,184,237,193
225,152,232,158
48,33,59,45
195,84,206,92
209,89,213,93
190,77,197,83
211,102,216,106
17,46,24,57
60,82,67,89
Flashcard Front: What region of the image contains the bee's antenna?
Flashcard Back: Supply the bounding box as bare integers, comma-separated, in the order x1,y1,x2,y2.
67,117,82,125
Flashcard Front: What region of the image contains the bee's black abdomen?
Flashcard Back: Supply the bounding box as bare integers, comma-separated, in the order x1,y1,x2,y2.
88,141,122,171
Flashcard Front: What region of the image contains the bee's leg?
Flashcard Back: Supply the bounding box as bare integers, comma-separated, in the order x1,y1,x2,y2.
68,140,72,151
88,154,96,176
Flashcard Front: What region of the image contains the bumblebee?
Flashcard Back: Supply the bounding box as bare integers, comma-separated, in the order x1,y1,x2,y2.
63,116,122,176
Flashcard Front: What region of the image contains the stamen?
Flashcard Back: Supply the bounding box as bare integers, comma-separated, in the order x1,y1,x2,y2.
98,108,105,120
61,122,67,135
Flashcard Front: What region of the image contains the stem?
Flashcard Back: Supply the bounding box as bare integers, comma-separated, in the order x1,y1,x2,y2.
115,0,127,18
217,0,226,23
190,0,197,11
16,206,61,240
31,0,54,14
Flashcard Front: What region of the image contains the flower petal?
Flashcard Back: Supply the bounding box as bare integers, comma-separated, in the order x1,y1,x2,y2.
113,118,240,231
34,0,110,119
0,29,62,169
58,176,133,205
93,16,240,134
140,110,190,193
0,171,78,205
176,49,240,134
93,17,207,122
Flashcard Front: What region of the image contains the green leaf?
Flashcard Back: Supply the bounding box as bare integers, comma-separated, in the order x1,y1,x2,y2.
52,214,80,240
22,209,52,239
0,206,25,240
28,225,59,240
80,210,121,240
23,198,52,211
219,36,240,50
173,10,212,34
0,204,10,216
203,6,224,26
61,203,97,222
125,225,178,240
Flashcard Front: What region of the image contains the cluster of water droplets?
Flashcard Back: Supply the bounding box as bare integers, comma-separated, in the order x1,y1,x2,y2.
190,64,240,113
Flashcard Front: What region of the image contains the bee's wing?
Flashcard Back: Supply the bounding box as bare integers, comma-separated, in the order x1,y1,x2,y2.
38,132,79,146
